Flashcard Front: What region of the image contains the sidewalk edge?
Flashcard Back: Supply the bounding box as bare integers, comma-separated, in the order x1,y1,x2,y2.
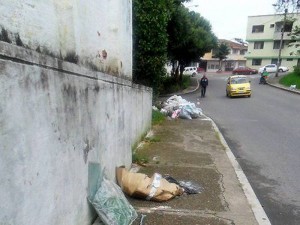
206,115,271,225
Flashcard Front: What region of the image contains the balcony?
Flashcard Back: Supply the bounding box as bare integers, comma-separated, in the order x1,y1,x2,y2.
273,31,291,40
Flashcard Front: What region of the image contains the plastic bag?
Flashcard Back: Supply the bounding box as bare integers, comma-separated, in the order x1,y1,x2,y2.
89,177,138,225
163,175,203,195
179,107,192,119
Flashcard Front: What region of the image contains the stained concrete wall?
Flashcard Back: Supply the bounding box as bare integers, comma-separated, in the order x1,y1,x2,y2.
0,0,132,77
0,0,153,224
0,41,152,225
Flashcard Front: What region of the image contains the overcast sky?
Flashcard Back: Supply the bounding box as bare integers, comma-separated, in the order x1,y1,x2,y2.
186,0,279,41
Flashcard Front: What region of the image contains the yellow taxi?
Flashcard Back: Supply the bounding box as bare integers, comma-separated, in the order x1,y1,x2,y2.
226,75,251,98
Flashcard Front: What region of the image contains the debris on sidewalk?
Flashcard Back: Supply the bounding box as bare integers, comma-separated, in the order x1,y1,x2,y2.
163,175,204,194
158,95,202,119
116,167,184,202
88,176,137,225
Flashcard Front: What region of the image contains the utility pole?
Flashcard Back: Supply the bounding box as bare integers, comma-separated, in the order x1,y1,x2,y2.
275,8,288,77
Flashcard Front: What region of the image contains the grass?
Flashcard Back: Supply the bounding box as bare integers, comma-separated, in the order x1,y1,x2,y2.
279,72,300,89
132,110,165,165
152,109,166,126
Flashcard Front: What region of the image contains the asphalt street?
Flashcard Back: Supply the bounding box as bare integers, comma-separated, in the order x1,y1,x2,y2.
185,73,300,225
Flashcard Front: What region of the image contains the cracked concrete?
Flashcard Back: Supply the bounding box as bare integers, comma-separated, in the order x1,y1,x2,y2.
129,117,259,225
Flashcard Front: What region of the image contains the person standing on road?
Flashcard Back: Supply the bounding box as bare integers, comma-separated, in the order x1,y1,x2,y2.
200,74,208,97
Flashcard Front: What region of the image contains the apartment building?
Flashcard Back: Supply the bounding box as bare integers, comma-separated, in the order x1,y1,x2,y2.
201,39,248,72
246,13,300,71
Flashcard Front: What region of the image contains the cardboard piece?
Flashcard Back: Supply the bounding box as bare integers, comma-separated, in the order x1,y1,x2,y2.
116,167,184,202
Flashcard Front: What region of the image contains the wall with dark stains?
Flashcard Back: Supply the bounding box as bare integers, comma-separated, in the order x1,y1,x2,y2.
0,0,132,78
0,40,151,224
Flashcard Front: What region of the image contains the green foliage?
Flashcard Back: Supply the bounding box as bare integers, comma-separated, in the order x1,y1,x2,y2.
132,153,149,165
167,6,217,78
133,0,173,98
213,42,230,61
152,109,166,125
279,70,300,89
159,75,190,94
293,65,300,75
288,25,300,55
213,42,230,68
132,0,217,97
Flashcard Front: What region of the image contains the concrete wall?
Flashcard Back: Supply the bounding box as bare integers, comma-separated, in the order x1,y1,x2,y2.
0,41,152,225
0,0,153,224
0,0,132,78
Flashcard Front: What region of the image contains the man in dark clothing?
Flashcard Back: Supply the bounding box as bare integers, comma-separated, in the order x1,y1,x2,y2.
200,74,208,97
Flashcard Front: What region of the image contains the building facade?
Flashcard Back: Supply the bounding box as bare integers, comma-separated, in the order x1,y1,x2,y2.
201,39,248,72
246,13,300,70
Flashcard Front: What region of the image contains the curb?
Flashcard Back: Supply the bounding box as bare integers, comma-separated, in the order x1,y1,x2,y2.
206,115,271,225
267,83,300,95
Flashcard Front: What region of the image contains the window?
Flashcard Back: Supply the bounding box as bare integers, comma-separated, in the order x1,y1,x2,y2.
271,59,278,64
287,58,293,61
285,22,293,32
273,41,284,49
270,24,274,28
254,41,264,49
252,25,264,33
240,50,247,55
232,49,238,54
252,59,262,66
271,59,281,65
275,21,293,32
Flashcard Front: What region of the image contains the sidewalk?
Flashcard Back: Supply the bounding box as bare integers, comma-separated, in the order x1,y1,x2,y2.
94,74,298,225
129,117,268,225
126,75,275,225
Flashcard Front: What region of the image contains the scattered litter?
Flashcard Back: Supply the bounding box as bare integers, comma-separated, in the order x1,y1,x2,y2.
160,95,202,119
116,167,184,202
163,175,203,194
290,84,296,90
152,106,158,111
88,176,137,225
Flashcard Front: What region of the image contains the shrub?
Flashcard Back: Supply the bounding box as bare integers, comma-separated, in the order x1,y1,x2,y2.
152,109,165,125
293,65,300,76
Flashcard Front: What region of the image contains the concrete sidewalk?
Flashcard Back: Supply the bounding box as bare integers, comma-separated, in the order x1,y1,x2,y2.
129,117,270,225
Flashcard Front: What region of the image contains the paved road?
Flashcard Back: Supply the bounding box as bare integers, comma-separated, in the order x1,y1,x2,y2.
186,73,300,225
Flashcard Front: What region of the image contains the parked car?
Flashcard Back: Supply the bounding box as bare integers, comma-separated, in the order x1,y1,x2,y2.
258,64,289,74
232,66,258,75
226,75,251,98
197,67,205,73
183,67,197,76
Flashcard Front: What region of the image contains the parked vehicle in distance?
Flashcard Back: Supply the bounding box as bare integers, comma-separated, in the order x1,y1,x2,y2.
232,66,258,75
183,67,197,76
258,64,289,74
226,75,251,98
197,67,205,73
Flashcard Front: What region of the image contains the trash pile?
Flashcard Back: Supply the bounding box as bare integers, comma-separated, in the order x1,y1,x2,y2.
90,167,203,225
158,95,202,119
116,167,184,202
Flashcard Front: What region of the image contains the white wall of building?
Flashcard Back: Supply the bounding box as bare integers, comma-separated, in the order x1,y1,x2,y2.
246,13,300,70
0,1,153,224
0,0,132,78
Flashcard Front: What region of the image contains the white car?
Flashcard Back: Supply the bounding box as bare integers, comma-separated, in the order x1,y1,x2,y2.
258,64,289,74
183,67,197,76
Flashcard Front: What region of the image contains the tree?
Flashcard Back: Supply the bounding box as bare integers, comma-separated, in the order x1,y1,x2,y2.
133,0,217,97
213,43,230,71
132,0,173,98
288,24,300,55
167,5,217,81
